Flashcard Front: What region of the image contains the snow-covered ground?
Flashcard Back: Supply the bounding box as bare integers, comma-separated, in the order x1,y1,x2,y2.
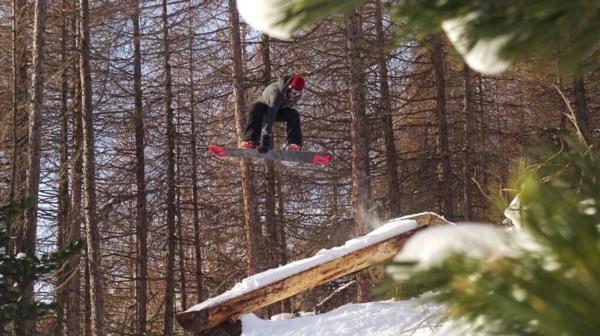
241,298,445,336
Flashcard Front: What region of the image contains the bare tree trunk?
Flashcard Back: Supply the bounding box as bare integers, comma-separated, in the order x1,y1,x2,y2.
131,1,147,330
276,173,291,312
346,9,371,303
176,107,188,315
572,77,592,145
264,163,279,257
431,34,452,217
160,0,177,333
557,78,568,131
22,1,45,252
260,34,272,86
67,3,82,332
260,33,283,315
10,0,29,206
228,0,261,276
3,1,30,334
55,1,71,333
79,0,106,334
188,0,203,303
84,257,91,336
9,0,29,273
374,0,401,218
131,2,148,334
6,8,19,311
261,33,278,269
9,0,28,204
462,64,473,221
18,1,47,335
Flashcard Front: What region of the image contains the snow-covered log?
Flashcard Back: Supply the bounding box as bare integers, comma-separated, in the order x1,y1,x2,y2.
176,212,451,334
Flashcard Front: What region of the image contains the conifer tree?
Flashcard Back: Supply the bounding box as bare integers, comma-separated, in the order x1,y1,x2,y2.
0,200,84,329
386,138,600,336
247,0,600,74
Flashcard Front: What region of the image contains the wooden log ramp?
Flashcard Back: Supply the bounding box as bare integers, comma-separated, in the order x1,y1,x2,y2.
176,212,451,335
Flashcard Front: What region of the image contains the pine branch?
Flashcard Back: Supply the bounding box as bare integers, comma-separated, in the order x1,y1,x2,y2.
278,0,600,74
385,139,600,336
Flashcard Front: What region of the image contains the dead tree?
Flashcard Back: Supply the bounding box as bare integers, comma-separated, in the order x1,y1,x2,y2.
18,0,46,334
346,8,372,303
131,1,148,334
431,34,452,217
160,0,177,334
228,0,261,276
80,0,106,333
375,0,401,218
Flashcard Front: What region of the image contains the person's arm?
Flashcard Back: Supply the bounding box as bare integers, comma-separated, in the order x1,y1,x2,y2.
257,90,284,152
262,89,285,135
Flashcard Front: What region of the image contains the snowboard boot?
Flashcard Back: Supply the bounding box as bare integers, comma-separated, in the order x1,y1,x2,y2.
286,143,301,151
239,140,257,149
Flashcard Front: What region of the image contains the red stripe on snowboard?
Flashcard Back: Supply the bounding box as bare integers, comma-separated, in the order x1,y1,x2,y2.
208,145,228,157
312,154,331,167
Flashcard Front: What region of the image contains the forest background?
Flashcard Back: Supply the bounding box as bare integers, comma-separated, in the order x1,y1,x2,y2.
0,0,597,335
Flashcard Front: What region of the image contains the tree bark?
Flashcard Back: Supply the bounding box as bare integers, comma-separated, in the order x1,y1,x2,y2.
176,107,188,314
9,0,29,280
462,64,474,221
79,0,106,334
131,2,148,334
188,0,203,302
55,1,71,333
10,0,29,208
572,77,592,145
276,173,291,312
18,1,46,335
24,0,46,253
260,33,283,315
160,0,177,334
261,34,272,86
431,34,452,217
84,257,91,336
6,6,18,298
261,33,278,269
67,2,82,332
374,0,401,218
228,0,261,276
346,9,371,303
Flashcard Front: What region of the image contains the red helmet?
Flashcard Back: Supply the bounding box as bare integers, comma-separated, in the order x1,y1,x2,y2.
290,76,305,91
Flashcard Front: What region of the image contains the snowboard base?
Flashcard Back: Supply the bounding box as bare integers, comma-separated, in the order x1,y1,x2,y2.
208,145,331,167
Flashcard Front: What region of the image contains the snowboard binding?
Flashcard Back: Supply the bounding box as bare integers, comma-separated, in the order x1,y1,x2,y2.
258,133,273,153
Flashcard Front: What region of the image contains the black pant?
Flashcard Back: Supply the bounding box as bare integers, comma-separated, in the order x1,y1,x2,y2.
244,102,302,146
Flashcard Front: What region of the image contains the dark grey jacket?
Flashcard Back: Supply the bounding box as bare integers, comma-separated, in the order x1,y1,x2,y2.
256,74,302,134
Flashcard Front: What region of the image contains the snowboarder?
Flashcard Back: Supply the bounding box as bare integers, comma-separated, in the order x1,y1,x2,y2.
239,74,305,152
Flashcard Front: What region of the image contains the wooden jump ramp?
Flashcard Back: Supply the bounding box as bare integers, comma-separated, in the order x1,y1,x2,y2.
176,212,451,335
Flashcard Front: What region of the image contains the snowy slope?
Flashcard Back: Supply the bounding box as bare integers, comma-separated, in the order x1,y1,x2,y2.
241,299,448,336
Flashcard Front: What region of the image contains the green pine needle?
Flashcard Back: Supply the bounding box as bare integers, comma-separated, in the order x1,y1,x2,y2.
384,139,600,336
0,199,85,325
278,0,600,75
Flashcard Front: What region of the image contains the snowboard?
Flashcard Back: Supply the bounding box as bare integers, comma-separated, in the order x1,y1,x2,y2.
207,145,332,167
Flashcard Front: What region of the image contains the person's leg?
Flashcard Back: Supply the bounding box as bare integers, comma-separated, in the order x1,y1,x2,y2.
244,102,268,143
276,108,302,147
